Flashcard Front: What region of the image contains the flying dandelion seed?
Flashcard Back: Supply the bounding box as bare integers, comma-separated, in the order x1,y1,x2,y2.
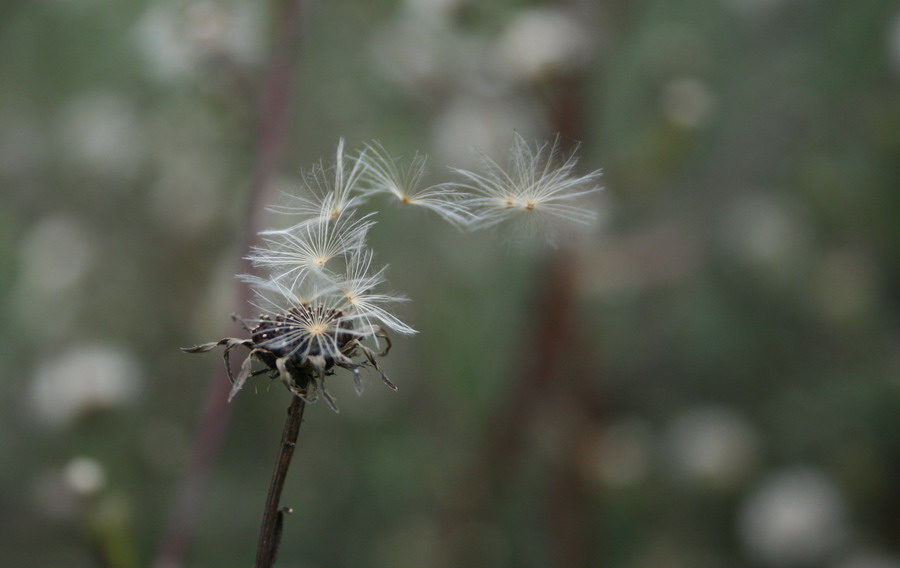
268,138,369,221
453,133,602,233
359,141,475,227
248,210,375,292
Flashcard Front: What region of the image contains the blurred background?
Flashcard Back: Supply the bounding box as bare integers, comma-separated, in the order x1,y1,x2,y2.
2,0,900,566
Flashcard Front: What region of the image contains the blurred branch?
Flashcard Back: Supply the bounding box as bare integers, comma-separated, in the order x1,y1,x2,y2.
443,248,586,564
546,393,596,568
442,0,609,560
154,1,305,567
481,247,580,485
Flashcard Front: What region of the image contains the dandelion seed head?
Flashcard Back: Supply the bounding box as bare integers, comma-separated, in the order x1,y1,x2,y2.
184,134,600,408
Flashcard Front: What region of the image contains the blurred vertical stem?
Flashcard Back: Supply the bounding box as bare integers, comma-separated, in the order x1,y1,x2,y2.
443,0,607,563
256,394,307,568
154,1,305,567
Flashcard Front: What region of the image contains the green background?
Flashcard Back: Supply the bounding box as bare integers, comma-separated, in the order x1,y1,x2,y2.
2,0,900,566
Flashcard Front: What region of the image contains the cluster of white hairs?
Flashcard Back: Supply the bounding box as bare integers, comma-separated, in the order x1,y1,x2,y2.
187,134,601,409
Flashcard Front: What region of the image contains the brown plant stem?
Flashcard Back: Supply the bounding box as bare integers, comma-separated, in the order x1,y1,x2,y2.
478,247,579,490
256,394,307,568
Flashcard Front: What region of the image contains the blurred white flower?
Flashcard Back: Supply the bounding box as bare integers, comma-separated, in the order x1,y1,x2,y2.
133,3,192,81
661,77,716,129
493,7,594,83
662,406,761,489
17,213,93,298
14,214,93,338
370,14,466,99
432,95,543,168
133,0,263,83
58,92,143,181
30,345,142,427
738,468,849,566
719,193,813,279
62,456,107,497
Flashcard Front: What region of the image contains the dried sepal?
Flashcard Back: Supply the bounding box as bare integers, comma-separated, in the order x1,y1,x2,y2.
321,388,339,413
183,337,254,387
228,348,262,402
231,313,254,332
182,315,394,410
358,342,397,391
181,339,230,354
222,338,253,384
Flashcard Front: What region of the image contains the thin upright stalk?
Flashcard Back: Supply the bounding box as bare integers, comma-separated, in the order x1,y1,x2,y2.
255,394,307,568
154,1,304,566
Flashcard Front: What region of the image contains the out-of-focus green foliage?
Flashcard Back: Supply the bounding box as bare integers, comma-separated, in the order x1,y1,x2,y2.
2,0,900,566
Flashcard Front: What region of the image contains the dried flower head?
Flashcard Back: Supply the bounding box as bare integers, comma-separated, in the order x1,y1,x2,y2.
185,253,407,411
453,133,602,232
183,142,412,411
